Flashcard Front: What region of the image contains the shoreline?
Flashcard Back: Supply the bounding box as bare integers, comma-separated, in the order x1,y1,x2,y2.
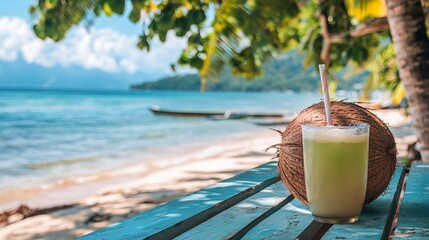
0,129,279,212
0,109,416,240
0,129,281,239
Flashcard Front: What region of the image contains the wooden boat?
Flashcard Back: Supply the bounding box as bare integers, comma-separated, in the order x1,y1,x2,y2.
150,106,224,117
149,106,285,118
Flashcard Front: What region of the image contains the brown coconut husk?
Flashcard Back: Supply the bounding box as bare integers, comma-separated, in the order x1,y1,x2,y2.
277,101,397,205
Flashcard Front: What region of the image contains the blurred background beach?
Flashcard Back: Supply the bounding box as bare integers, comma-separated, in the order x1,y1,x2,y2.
0,88,413,239
0,0,426,239
0,89,323,210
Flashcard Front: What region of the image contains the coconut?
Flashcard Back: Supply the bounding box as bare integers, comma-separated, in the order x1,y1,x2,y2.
278,101,397,205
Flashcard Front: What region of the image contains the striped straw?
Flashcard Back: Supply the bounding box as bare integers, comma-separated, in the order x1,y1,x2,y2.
318,64,332,126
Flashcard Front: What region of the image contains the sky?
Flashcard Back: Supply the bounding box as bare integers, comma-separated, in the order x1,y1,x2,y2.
0,0,191,87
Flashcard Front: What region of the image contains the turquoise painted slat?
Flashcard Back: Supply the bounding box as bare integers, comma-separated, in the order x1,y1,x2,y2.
297,220,332,239
175,182,293,240
79,161,278,240
241,199,314,239
323,165,405,240
394,163,429,239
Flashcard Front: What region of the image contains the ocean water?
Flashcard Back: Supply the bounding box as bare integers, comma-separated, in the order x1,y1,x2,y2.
0,89,322,192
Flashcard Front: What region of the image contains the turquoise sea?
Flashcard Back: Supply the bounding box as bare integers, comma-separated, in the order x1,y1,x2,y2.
0,89,324,193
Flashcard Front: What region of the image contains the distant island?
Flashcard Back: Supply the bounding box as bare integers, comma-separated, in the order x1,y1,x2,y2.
131,52,367,92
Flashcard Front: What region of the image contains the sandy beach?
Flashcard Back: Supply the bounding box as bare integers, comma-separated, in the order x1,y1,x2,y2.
0,130,279,212
0,109,416,240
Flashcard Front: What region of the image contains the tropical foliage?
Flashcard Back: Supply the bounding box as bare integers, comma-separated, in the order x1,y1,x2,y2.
29,0,426,94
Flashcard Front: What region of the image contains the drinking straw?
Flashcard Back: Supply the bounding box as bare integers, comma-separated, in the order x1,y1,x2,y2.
318,64,332,126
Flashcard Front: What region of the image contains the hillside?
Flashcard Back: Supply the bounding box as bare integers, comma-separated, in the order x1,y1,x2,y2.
131,52,367,92
0,58,143,90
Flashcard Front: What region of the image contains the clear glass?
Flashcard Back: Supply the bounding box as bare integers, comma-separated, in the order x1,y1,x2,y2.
302,123,370,224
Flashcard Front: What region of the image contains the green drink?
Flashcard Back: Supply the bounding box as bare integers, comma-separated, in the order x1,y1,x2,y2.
302,124,369,224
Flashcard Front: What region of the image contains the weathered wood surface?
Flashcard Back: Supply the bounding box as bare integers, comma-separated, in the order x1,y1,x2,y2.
79,161,278,240
79,162,428,240
242,166,405,240
176,182,293,240
394,163,429,239
241,199,314,239
323,165,406,240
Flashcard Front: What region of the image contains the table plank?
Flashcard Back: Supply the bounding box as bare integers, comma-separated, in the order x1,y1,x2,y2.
241,199,314,239
176,182,293,240
322,165,406,240
79,161,278,240
394,163,429,239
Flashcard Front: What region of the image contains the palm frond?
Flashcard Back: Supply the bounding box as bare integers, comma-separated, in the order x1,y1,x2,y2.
200,0,300,89
32,0,98,41
361,42,399,101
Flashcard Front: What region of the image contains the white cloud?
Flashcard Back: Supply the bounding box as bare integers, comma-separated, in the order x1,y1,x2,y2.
0,16,191,76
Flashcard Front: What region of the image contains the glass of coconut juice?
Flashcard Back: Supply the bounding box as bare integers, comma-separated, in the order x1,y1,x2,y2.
301,123,370,224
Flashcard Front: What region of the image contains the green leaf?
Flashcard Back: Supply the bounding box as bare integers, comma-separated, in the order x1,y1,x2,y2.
174,17,189,37
194,9,206,23
94,5,101,16
159,30,167,42
137,35,150,50
190,56,203,69
103,2,113,16
177,50,193,65
44,18,56,37
171,0,185,4
29,5,37,14
108,0,125,15
33,24,46,40
129,9,141,23
158,13,174,32
45,0,58,9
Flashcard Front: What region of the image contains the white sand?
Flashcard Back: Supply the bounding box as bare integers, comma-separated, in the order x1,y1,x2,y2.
0,130,281,240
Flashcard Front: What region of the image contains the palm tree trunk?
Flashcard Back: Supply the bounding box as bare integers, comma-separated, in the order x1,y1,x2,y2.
385,0,429,161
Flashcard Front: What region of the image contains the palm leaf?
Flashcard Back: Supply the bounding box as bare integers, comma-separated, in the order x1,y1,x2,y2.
32,0,98,41
199,0,299,91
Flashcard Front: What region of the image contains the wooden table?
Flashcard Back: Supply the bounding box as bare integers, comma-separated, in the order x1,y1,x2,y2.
79,162,429,239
